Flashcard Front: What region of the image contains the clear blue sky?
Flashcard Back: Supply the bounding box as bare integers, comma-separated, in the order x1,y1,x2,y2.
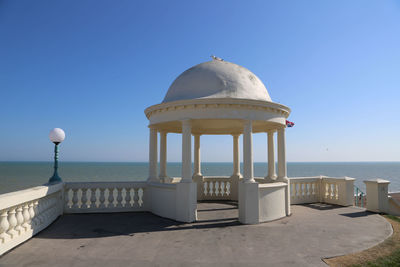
1,0,399,162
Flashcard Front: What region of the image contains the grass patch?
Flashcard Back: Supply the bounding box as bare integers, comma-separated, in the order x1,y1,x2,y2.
324,215,400,267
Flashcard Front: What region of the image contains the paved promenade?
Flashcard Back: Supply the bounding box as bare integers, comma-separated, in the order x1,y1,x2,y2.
0,202,392,267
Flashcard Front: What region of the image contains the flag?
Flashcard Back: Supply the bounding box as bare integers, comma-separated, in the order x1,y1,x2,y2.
286,120,294,127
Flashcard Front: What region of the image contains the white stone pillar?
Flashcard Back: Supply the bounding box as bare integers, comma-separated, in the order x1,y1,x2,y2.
277,128,287,181
159,131,167,181
266,130,276,181
364,179,390,213
193,134,201,177
230,133,241,201
181,120,192,182
233,134,240,176
243,120,255,183
148,127,158,182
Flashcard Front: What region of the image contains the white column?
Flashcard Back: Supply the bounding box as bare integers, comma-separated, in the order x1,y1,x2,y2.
159,131,167,180
267,130,276,180
243,120,255,183
148,127,158,182
233,134,240,176
181,120,192,182
277,127,287,181
193,134,201,176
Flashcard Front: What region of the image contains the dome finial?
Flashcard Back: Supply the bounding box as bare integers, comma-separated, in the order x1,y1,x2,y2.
211,55,224,61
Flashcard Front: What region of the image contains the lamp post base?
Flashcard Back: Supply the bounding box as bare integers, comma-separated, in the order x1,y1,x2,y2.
48,174,62,184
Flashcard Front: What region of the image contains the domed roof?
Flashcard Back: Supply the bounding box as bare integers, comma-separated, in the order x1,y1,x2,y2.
162,59,272,103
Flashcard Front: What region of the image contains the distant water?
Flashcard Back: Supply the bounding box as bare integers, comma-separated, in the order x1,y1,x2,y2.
1,162,400,194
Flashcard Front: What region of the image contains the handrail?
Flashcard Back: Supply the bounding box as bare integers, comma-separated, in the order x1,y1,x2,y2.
354,185,366,207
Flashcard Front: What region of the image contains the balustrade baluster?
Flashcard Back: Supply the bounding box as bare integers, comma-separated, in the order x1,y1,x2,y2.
15,206,24,234
335,184,339,200
125,188,132,207
90,188,97,208
99,188,106,208
221,182,226,196
36,200,43,225
49,196,56,219
7,208,18,238
64,189,71,209
42,198,49,222
294,183,298,197
22,203,31,230
328,183,332,199
133,188,140,207
81,188,88,209
28,202,35,228
47,198,53,220
116,188,123,208
216,182,220,196
108,188,115,208
203,182,208,196
138,188,144,206
71,189,79,209
0,210,10,243
42,198,49,221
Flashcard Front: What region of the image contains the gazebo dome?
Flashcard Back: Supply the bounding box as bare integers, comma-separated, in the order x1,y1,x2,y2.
163,59,272,103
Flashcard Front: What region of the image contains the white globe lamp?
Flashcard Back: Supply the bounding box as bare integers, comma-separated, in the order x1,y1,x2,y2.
48,128,66,183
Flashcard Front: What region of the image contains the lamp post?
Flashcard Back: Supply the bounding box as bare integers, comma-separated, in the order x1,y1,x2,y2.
48,128,65,183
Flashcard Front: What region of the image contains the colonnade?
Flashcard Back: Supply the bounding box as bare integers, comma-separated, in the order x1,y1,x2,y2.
147,120,287,183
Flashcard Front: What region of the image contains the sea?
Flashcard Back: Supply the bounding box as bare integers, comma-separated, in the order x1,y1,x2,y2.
1,161,400,195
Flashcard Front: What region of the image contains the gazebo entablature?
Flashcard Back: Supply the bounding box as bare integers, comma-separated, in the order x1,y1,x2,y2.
145,98,290,132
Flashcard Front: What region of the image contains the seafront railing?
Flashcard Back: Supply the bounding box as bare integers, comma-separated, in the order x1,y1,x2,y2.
289,176,355,206
354,185,366,208
0,182,63,255
0,176,362,256
201,176,231,200
64,182,148,213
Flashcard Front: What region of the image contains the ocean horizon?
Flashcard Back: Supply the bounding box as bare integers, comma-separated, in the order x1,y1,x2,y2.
1,161,400,194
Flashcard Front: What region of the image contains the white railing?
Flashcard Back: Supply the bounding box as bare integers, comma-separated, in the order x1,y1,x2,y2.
0,182,63,256
64,182,148,213
290,177,321,204
201,176,231,200
289,176,355,206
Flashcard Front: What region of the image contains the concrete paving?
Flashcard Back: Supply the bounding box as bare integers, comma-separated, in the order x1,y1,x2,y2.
0,202,392,267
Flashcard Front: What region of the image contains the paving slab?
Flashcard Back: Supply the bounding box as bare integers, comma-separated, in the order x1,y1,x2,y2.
0,202,392,267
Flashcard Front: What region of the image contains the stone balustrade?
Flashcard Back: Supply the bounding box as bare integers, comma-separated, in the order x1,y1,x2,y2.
0,176,357,255
289,176,355,206
0,182,63,256
201,176,231,200
64,182,148,213
290,177,321,204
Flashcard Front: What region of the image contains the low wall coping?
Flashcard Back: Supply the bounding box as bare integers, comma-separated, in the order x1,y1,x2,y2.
0,182,64,210
364,179,390,184
258,182,287,188
148,182,176,189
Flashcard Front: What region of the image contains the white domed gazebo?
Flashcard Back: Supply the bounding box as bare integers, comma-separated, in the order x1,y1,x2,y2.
144,58,291,224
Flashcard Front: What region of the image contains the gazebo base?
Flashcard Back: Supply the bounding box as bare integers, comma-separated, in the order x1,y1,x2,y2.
148,179,289,224
239,181,289,224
